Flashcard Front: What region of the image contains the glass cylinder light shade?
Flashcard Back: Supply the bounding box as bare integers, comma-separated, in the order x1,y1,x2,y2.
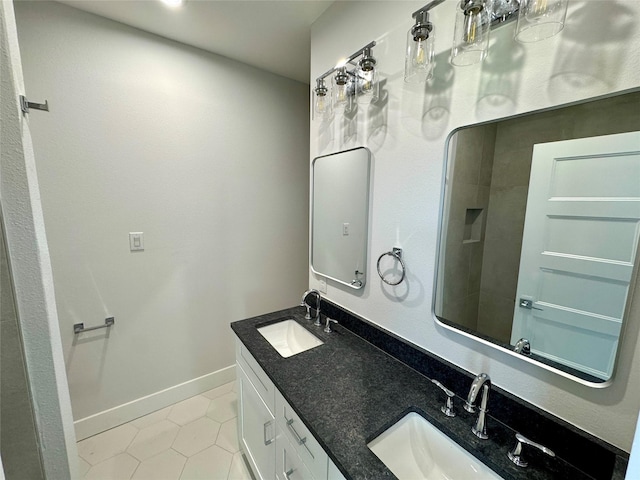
356,68,379,105
313,79,331,118
450,0,493,67
332,68,352,113
515,0,569,43
404,17,435,83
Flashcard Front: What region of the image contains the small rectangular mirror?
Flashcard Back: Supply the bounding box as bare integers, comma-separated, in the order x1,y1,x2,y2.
435,90,640,385
311,147,371,289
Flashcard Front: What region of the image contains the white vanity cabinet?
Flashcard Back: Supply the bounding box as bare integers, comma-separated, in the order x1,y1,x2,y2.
236,338,347,480
237,340,277,480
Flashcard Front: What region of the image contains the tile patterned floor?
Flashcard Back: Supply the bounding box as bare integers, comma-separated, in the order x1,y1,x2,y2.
77,381,253,480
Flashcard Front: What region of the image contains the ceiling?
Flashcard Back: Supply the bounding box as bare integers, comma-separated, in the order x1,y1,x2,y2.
56,0,335,84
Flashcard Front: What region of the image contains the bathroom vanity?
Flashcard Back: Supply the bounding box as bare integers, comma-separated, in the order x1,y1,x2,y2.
232,304,629,480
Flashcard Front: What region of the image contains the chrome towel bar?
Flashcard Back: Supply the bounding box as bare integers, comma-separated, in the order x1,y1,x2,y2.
74,317,115,334
20,95,49,114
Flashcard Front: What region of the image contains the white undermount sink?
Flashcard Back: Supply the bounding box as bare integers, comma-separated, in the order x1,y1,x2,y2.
257,319,323,358
368,412,502,480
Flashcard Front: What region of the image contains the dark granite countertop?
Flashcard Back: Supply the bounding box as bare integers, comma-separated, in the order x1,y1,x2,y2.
231,307,599,480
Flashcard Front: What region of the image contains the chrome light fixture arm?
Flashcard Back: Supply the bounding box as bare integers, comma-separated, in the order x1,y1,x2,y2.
315,40,377,84
411,0,446,19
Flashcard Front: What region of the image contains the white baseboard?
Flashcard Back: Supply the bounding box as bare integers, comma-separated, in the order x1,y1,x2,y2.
74,365,236,440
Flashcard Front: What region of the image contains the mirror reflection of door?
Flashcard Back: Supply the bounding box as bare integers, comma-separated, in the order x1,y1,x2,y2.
512,132,640,380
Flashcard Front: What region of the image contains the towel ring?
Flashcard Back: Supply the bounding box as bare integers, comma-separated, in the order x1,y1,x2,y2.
377,247,406,286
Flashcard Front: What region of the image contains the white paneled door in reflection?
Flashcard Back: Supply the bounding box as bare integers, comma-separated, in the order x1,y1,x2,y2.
511,131,640,380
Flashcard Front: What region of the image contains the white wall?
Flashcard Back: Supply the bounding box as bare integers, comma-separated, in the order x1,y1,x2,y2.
311,0,640,451
1,1,77,476
15,1,309,437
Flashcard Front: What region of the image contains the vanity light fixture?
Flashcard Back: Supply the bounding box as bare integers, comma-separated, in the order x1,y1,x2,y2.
332,66,353,112
451,0,493,66
515,0,569,43
313,78,330,117
356,47,379,104
313,41,378,115
404,7,437,83
405,0,569,78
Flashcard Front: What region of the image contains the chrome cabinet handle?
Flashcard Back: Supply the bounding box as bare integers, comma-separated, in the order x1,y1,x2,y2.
286,417,307,445
263,420,274,446
508,432,555,468
283,447,295,480
284,414,315,459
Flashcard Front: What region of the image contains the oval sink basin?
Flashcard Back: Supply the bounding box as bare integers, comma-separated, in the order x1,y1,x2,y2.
368,412,502,479
257,319,323,358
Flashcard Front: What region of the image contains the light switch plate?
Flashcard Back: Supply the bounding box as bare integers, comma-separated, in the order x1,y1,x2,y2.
129,232,144,251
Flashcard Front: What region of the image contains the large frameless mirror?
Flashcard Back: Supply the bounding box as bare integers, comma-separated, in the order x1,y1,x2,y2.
311,147,371,289
435,90,640,385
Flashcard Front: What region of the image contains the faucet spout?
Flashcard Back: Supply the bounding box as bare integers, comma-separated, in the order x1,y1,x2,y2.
465,373,491,439
300,289,322,326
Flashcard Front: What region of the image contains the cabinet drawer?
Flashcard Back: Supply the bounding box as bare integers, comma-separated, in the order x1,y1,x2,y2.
276,425,315,480
275,389,328,480
236,338,275,414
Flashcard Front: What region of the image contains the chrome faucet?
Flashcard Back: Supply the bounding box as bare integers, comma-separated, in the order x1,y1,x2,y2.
508,432,555,468
300,289,322,326
513,338,531,355
464,373,491,439
323,317,338,333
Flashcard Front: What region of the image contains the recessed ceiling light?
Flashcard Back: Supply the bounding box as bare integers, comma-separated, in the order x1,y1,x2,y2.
161,0,183,8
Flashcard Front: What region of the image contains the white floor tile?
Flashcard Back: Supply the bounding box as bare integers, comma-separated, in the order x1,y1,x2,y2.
131,449,187,480
206,392,237,423
84,453,139,480
180,445,233,480
131,406,172,429
228,452,252,480
172,417,221,457
202,382,233,400
77,456,91,477
127,420,180,461
167,395,211,426
216,419,239,454
78,423,138,466
78,389,243,480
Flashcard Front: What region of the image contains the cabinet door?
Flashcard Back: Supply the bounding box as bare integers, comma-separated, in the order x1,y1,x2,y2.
275,425,314,480
275,390,328,480
328,460,347,480
238,363,275,480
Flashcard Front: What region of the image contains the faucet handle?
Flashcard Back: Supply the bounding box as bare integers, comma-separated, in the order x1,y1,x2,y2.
431,379,456,417
323,317,338,333
508,433,556,468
